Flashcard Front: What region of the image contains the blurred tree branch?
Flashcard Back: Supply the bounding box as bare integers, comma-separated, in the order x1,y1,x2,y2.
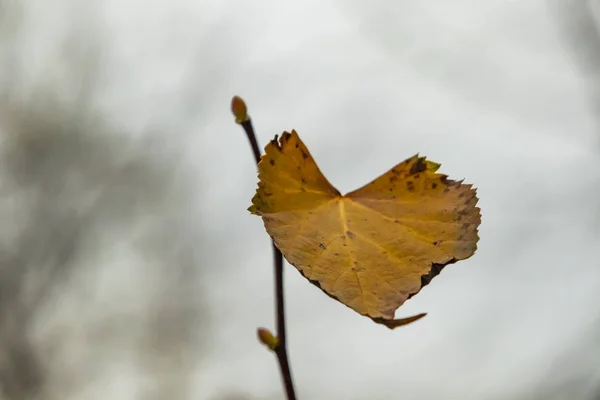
0,2,208,399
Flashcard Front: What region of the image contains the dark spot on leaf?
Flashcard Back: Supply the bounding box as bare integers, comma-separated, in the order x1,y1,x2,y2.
462,223,469,229
406,181,415,191
443,188,450,193
319,243,326,249
301,150,309,160
409,258,458,297
457,215,463,221
346,231,356,239
458,192,466,198
433,241,440,246
295,142,299,148
269,159,275,166
264,192,273,197
390,175,398,183
410,157,427,174
301,178,306,184
272,135,281,149
432,183,438,189
392,168,400,175
334,252,339,256
414,173,420,179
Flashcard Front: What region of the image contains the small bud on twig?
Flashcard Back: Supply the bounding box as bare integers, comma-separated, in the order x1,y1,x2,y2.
257,327,279,351
231,95,249,124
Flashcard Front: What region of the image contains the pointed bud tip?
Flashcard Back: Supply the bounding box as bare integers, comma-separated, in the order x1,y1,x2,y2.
257,327,278,350
231,95,249,124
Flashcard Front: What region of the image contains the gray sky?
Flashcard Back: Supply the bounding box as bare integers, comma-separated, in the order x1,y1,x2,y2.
1,0,599,399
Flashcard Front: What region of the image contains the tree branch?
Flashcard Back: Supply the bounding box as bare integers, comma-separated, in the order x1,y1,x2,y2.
232,96,297,400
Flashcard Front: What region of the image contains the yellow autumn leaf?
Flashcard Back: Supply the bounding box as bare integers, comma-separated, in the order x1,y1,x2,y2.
250,130,481,329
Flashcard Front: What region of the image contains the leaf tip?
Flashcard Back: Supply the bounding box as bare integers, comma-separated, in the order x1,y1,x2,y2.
425,160,441,172
257,327,279,350
373,312,427,329
231,95,249,124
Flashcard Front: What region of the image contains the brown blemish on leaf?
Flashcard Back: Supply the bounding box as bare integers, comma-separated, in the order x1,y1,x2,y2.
346,231,356,239
269,159,275,166
413,259,457,292
410,157,427,174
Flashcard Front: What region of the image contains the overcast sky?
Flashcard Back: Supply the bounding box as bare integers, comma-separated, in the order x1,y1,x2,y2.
1,1,599,399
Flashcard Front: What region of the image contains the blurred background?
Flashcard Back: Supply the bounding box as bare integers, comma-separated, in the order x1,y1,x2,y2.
0,0,598,399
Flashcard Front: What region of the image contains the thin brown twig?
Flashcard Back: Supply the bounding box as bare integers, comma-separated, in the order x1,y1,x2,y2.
239,115,297,400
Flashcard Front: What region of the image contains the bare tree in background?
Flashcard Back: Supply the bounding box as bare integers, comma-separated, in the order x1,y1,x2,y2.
542,2,600,399
0,2,207,399
549,0,600,150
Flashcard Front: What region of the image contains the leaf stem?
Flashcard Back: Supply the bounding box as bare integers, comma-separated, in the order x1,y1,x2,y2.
240,117,297,400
